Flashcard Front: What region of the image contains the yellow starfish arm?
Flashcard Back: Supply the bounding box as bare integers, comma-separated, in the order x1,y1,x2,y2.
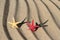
8,22,13,24
12,17,15,23
11,26,15,28
10,25,18,28
16,22,20,24
15,26,18,28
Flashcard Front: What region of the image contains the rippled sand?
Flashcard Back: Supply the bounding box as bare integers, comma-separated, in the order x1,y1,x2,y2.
0,0,60,40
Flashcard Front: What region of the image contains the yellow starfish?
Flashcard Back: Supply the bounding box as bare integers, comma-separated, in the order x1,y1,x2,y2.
8,17,20,28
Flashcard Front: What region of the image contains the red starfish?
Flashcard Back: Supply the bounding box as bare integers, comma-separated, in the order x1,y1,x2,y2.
26,20,39,32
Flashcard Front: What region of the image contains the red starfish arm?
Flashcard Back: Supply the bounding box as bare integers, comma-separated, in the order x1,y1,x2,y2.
26,23,32,27
34,25,39,28
32,20,34,26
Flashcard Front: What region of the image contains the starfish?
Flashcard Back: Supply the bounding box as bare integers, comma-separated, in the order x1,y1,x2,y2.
36,20,48,27
27,20,39,32
8,17,20,28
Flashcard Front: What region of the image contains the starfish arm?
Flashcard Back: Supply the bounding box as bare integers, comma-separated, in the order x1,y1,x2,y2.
10,25,18,28
16,22,20,24
12,17,15,23
11,26,15,28
35,26,39,28
8,22,13,24
32,20,34,26
27,23,32,27
15,25,18,28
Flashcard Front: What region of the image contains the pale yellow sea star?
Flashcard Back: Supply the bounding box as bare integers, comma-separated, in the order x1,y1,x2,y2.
8,17,20,28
